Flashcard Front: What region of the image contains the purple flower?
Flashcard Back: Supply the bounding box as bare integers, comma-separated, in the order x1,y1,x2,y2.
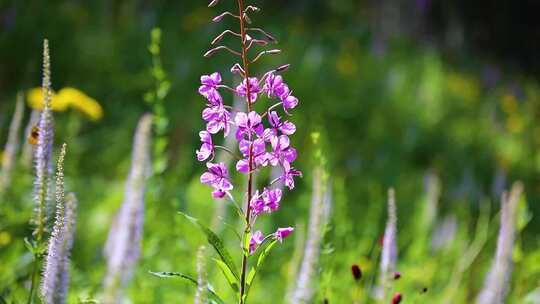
263,72,285,98
273,81,290,100
249,187,282,216
236,138,268,173
250,191,265,216
275,227,294,242
280,90,299,111
263,111,296,141
199,72,223,106
200,162,233,198
262,188,282,213
267,135,297,167
249,230,264,254
282,161,302,190
202,104,231,137
235,111,264,140
236,77,260,103
262,73,299,111
196,131,214,161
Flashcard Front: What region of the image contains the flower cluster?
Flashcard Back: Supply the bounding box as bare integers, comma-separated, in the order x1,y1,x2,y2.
197,68,301,253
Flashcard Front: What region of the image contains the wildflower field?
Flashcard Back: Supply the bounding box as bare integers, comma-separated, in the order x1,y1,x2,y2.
1,1,540,303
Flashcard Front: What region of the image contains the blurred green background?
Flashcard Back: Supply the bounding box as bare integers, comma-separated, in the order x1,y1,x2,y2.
1,0,540,303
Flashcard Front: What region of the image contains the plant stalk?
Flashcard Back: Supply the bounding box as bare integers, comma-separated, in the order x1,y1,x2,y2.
237,0,253,302
27,254,40,304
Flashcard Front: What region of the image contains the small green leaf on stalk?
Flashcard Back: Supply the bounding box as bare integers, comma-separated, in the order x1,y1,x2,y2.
246,240,278,294
243,230,251,257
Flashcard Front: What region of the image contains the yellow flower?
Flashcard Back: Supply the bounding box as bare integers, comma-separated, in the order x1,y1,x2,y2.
0,231,11,246
27,87,103,121
27,88,70,111
58,87,103,121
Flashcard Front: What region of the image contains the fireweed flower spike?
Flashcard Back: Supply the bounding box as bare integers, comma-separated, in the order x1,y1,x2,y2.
199,1,301,302
103,114,152,303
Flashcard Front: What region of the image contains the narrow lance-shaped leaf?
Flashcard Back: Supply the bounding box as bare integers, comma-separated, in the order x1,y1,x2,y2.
179,212,239,280
214,258,240,294
149,271,225,304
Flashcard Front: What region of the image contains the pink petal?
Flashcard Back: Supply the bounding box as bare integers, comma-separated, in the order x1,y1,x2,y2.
200,172,216,185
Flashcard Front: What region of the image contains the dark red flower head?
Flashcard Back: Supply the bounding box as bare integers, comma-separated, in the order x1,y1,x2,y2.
351,264,362,281
393,272,401,280
392,292,402,304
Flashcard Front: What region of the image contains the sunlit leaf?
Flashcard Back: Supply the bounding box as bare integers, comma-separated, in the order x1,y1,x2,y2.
149,271,225,304
214,258,240,294
179,212,240,280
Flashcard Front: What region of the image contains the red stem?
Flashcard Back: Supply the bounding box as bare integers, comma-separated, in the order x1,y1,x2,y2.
237,0,253,303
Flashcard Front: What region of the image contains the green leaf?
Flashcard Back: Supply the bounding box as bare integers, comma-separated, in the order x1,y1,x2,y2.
213,258,240,293
243,230,251,257
149,271,225,304
245,240,278,293
179,212,240,280
24,237,35,254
